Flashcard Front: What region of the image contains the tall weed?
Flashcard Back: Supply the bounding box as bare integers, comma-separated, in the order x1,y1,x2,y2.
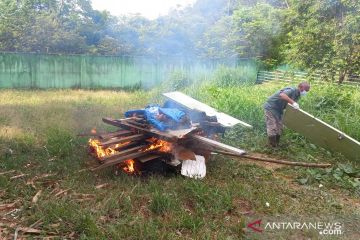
211,65,258,87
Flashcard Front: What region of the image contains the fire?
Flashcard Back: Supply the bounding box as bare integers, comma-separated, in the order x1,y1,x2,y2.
122,159,135,173
144,138,172,153
88,139,128,159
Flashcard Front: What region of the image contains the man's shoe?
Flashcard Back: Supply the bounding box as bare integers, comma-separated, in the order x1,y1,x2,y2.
268,136,278,148
276,135,280,145
275,135,290,148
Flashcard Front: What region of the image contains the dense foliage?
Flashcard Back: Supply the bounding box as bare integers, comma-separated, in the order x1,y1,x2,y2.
0,0,359,81
284,1,360,82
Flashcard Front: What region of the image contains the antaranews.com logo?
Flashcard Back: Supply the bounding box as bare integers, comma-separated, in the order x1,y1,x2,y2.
247,219,343,236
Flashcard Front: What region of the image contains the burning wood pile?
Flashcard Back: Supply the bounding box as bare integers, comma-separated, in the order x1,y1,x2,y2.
87,92,331,177
88,117,247,178
88,92,249,178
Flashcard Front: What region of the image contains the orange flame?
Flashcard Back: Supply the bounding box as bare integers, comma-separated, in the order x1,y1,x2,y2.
144,138,172,153
123,159,135,173
88,139,129,159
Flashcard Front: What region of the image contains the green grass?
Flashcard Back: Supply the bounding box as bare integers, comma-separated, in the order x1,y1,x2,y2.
188,81,360,193
0,83,359,239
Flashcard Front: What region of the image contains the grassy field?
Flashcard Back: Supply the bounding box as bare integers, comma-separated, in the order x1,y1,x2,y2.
0,82,359,239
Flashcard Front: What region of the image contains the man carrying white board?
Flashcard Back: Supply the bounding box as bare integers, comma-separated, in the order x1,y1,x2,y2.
264,82,310,147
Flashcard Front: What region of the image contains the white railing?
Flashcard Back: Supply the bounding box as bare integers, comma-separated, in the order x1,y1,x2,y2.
256,70,360,86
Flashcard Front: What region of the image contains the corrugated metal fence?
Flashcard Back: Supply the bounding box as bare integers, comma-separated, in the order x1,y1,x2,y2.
257,70,360,86
0,53,241,89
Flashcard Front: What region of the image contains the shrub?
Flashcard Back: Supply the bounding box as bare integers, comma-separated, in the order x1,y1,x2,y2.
164,70,193,91
212,65,258,87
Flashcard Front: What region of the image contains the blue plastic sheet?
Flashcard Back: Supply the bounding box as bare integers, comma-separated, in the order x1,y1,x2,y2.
125,105,188,131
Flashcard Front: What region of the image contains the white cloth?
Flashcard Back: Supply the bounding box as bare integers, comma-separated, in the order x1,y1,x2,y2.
181,155,206,179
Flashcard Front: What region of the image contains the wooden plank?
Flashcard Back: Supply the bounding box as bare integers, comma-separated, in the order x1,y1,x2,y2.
167,127,198,138
121,116,145,121
93,151,152,170
258,72,279,77
102,118,178,142
136,154,162,163
283,104,360,161
99,134,145,147
99,129,132,139
210,149,331,168
119,120,176,140
258,76,276,80
190,135,246,155
273,70,308,76
100,145,148,161
124,119,148,128
162,91,252,128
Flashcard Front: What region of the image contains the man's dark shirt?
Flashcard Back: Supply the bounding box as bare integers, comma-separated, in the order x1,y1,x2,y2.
264,87,300,120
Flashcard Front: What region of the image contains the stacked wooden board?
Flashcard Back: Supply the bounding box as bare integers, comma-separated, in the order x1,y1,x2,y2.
89,116,247,173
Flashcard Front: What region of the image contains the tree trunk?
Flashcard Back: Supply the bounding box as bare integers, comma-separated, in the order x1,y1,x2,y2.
338,47,354,84
338,69,347,84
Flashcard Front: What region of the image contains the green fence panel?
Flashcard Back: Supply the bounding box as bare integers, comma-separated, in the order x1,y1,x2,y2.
0,53,256,89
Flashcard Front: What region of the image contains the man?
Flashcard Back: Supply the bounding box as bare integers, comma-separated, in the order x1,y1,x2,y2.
264,82,310,147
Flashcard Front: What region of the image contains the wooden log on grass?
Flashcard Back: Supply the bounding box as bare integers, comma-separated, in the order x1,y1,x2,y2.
211,149,332,168
241,154,331,168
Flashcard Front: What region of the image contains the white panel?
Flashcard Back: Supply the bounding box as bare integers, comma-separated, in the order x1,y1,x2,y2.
163,91,252,128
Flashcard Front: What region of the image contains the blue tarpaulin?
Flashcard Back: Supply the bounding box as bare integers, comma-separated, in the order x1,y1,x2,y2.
125,105,188,131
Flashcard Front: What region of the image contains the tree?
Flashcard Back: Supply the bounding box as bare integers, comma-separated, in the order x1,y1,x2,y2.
224,2,288,66
1,0,357,79
0,0,112,54
284,0,360,82
197,16,239,58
